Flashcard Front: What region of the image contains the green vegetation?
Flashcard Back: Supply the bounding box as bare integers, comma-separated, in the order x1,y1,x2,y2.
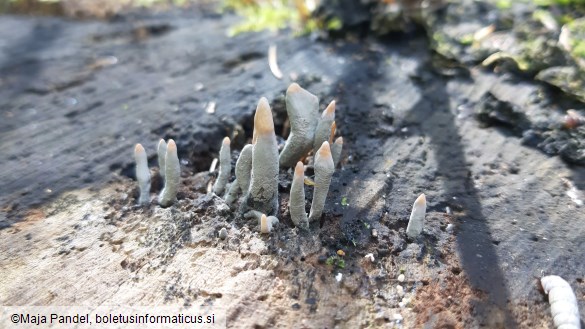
325,256,345,269
0,0,194,16
222,0,342,36
533,0,585,6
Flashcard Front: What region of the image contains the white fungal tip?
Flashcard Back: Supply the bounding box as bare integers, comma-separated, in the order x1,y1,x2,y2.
158,139,167,147
322,100,336,119
167,139,177,151
335,136,343,145
406,193,427,239
415,193,426,206
260,214,271,234
254,97,275,135
222,136,231,146
287,83,302,93
294,161,305,178
335,273,343,282
134,143,145,155
317,141,332,158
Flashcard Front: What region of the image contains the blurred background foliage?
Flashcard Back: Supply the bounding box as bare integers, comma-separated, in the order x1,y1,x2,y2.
1,0,585,101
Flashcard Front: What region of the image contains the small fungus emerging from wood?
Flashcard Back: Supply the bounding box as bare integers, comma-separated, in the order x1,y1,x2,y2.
309,141,335,222
241,98,279,216
406,193,426,239
225,144,253,206
157,139,167,181
279,83,320,168
260,214,271,234
331,136,343,167
290,161,309,230
134,143,151,205
213,137,231,196
313,100,336,154
158,139,180,208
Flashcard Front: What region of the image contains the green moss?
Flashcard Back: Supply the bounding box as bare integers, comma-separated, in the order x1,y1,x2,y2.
228,3,300,36
496,0,513,9
533,0,585,6
325,256,345,269
457,34,474,46
572,41,585,59
326,256,336,266
326,17,343,31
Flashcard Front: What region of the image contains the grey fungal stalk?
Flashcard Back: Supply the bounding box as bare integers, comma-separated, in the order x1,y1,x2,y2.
157,139,167,181
331,136,343,167
406,194,426,238
290,161,309,230
134,144,151,205
213,137,231,196
241,98,279,215
541,275,581,329
158,139,180,207
308,141,335,222
224,144,253,206
279,83,320,168
313,101,336,154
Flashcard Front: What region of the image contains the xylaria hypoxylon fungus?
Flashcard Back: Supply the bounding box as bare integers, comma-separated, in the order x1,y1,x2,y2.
406,193,426,238
313,100,336,154
290,161,309,230
279,83,319,168
308,141,335,222
260,214,272,234
224,143,253,206
213,137,231,196
331,136,343,167
158,139,180,207
157,139,167,181
241,98,279,216
134,143,151,205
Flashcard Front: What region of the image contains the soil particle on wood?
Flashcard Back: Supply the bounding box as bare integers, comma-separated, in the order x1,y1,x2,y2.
1,4,585,329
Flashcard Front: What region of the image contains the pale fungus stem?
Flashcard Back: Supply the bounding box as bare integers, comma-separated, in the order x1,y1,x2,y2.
241,98,279,216
279,83,319,168
134,143,151,205
212,137,231,196
406,194,426,239
308,141,335,222
158,139,180,207
290,161,309,230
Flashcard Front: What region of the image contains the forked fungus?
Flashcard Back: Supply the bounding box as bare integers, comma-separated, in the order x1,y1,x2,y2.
406,194,426,238
134,143,151,205
158,139,180,207
279,83,320,168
